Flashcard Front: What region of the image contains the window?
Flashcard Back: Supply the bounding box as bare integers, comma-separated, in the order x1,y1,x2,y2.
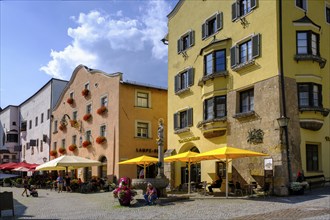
202,12,223,39
297,31,319,56
54,120,58,132
86,130,92,141
29,120,32,129
240,89,254,113
53,142,57,151
100,125,106,137
85,83,90,90
35,117,38,127
297,83,322,108
177,30,194,53
61,139,65,148
21,121,27,131
296,0,307,11
101,96,108,107
6,134,18,143
232,0,257,21
137,122,149,138
204,96,226,120
72,135,77,145
174,68,194,93
204,50,226,76
41,113,44,123
73,111,78,120
47,109,50,120
137,92,149,108
12,122,16,126
86,104,92,114
70,92,74,99
231,34,260,69
306,144,319,171
174,108,193,130
326,6,330,24
40,140,43,152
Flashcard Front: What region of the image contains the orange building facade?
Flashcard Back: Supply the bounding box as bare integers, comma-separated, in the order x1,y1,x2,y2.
50,65,167,182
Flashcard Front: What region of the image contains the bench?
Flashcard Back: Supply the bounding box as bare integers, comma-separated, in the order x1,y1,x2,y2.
304,175,326,190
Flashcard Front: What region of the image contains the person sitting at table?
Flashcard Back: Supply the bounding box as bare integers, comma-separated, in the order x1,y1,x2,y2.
208,174,223,193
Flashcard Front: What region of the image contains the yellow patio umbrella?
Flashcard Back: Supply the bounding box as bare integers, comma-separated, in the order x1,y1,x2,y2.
118,155,158,179
164,151,200,194
194,145,269,198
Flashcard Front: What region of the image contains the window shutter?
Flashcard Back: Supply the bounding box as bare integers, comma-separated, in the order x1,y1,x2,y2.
189,30,195,47
251,0,257,10
252,34,260,59
174,74,179,92
230,45,237,68
177,39,181,54
173,113,179,130
232,2,238,21
188,68,194,86
216,12,223,31
187,108,193,127
318,85,323,107
202,23,206,39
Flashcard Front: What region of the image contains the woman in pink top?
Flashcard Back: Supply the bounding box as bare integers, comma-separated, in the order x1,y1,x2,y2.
144,182,157,205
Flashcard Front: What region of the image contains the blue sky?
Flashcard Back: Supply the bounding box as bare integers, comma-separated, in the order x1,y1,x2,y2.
0,0,178,108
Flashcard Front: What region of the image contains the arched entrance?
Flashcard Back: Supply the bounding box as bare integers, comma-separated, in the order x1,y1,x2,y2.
180,146,201,186
98,156,107,178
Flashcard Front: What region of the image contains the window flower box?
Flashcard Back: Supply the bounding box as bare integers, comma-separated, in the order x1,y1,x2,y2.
59,124,66,131
81,89,90,97
70,120,78,127
58,147,66,154
96,136,106,144
83,113,92,121
97,106,107,115
50,150,57,157
67,98,74,105
68,144,77,151
82,140,91,148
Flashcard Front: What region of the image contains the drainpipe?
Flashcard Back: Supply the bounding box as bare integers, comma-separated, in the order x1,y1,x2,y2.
279,0,292,183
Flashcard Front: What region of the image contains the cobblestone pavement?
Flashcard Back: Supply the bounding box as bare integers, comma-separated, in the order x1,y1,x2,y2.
0,186,329,220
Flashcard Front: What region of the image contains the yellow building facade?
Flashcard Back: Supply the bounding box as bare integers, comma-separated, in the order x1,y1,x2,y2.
166,0,329,195
51,65,167,182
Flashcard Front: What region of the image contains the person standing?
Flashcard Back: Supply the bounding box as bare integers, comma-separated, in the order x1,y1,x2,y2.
143,182,157,205
56,173,64,193
21,176,29,197
64,174,72,192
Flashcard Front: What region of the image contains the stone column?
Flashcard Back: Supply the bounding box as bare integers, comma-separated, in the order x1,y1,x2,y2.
156,118,165,178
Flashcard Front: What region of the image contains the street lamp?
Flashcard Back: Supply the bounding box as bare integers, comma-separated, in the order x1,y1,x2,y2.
277,115,292,183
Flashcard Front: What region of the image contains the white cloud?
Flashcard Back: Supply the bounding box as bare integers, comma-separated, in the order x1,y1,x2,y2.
40,0,172,87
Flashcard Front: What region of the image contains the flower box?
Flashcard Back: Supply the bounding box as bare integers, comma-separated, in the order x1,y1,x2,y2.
68,144,77,151
97,106,107,115
58,147,66,154
82,140,92,148
70,120,78,127
81,89,90,97
83,113,92,121
59,124,66,131
67,98,74,105
96,136,106,144
50,150,57,157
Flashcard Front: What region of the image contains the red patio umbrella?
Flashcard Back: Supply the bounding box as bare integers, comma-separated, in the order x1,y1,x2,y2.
0,162,18,170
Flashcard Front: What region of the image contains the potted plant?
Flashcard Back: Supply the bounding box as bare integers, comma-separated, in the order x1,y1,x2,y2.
82,140,92,148
59,123,66,131
50,150,58,157
96,136,106,144
70,119,78,127
67,97,74,105
97,106,107,115
58,147,66,154
81,88,89,97
113,177,136,206
68,144,77,151
83,113,92,121
3,178,12,187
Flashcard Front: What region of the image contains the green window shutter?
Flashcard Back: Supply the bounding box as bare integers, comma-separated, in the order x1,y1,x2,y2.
232,2,238,21
230,46,237,68
251,0,257,10
202,23,206,39
174,113,179,130
252,34,260,59
188,68,194,86
216,12,223,31
189,30,195,47
187,108,193,127
177,39,181,54
174,74,179,92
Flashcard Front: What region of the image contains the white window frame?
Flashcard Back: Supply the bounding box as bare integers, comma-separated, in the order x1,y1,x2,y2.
135,120,152,138
135,90,151,108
